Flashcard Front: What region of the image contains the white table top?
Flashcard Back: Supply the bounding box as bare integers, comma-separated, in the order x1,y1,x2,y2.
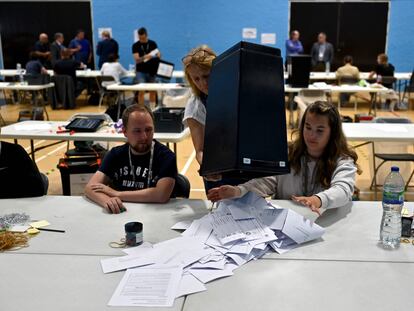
0,253,184,311
2,196,413,311
0,81,54,91
183,259,414,311
342,122,414,143
106,82,186,91
0,120,190,143
0,69,186,79
285,83,390,93
306,71,411,81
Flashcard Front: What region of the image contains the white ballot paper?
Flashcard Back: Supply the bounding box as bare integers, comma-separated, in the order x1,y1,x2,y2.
104,191,326,306
108,265,182,307
282,209,325,244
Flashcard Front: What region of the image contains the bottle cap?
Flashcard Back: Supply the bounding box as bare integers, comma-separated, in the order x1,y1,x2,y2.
391,166,399,172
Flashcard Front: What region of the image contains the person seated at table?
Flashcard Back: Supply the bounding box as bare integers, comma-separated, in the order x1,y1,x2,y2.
54,48,85,97
85,104,178,213
207,101,359,216
100,53,129,86
335,55,360,106
26,52,48,75
368,53,395,87
0,141,45,198
182,45,248,193
368,53,399,110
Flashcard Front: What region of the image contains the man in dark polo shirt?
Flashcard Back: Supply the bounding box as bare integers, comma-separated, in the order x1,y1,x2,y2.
85,104,177,214
33,33,51,68
132,27,161,105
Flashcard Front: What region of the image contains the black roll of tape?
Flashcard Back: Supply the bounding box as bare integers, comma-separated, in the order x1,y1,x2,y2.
124,222,143,246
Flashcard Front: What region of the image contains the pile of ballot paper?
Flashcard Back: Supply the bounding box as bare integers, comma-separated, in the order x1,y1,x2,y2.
101,193,325,307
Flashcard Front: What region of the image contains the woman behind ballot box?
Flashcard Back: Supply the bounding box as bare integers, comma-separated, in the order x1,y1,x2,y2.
208,101,360,216
182,45,247,193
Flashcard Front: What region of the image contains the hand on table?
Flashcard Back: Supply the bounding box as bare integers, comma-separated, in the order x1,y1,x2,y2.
102,196,126,214
207,185,240,202
291,195,322,216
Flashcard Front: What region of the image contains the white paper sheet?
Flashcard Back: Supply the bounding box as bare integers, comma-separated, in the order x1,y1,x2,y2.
171,220,193,230
210,213,246,244
282,209,325,244
108,265,182,307
100,254,156,274
122,241,153,255
189,264,234,284
176,273,207,298
242,28,257,39
259,208,288,230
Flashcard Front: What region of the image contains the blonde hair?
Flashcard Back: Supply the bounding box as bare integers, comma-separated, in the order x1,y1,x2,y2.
182,45,216,97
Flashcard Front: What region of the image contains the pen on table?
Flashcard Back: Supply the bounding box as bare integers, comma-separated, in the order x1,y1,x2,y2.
37,227,66,233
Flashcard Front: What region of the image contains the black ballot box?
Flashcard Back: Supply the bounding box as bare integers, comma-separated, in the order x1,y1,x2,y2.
153,107,186,133
57,147,106,196
287,55,312,87
200,41,290,179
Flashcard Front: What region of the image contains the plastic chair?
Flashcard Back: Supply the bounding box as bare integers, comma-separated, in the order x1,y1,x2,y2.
370,117,414,191
170,174,191,198
95,75,118,108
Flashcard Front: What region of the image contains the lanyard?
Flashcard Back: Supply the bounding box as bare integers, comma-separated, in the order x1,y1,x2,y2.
129,141,155,188
302,156,317,196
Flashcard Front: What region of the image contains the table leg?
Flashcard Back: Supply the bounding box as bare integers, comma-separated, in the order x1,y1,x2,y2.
116,91,124,121
30,139,35,161
174,143,177,155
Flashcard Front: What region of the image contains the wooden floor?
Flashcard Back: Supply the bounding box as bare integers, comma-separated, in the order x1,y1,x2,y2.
1,94,413,202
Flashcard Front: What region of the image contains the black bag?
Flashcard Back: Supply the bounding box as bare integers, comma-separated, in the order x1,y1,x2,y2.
88,91,100,105
105,103,126,122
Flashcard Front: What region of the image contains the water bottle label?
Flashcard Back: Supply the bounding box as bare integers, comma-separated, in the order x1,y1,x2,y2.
383,190,404,204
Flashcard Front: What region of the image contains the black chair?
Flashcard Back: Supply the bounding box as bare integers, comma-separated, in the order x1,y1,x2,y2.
370,117,414,191
52,74,76,109
40,173,49,195
171,174,191,198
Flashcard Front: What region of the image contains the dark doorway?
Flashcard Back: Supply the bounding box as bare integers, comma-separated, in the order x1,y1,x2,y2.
0,1,94,69
290,1,389,71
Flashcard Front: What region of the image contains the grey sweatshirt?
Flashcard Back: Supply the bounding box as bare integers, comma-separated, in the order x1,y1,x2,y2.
238,157,357,213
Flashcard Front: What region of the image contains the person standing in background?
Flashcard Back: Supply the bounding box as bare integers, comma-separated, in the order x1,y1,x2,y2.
285,30,303,58
33,33,51,68
310,32,334,72
69,29,92,67
96,30,119,69
132,27,161,106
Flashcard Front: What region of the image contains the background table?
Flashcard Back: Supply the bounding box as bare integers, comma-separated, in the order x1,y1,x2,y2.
0,120,190,160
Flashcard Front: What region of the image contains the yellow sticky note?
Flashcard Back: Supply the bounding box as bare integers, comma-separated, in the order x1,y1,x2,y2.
30,220,50,228
27,228,40,234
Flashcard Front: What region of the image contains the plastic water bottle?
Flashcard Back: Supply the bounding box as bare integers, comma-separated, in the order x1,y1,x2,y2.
380,166,404,248
325,61,330,73
16,63,24,83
